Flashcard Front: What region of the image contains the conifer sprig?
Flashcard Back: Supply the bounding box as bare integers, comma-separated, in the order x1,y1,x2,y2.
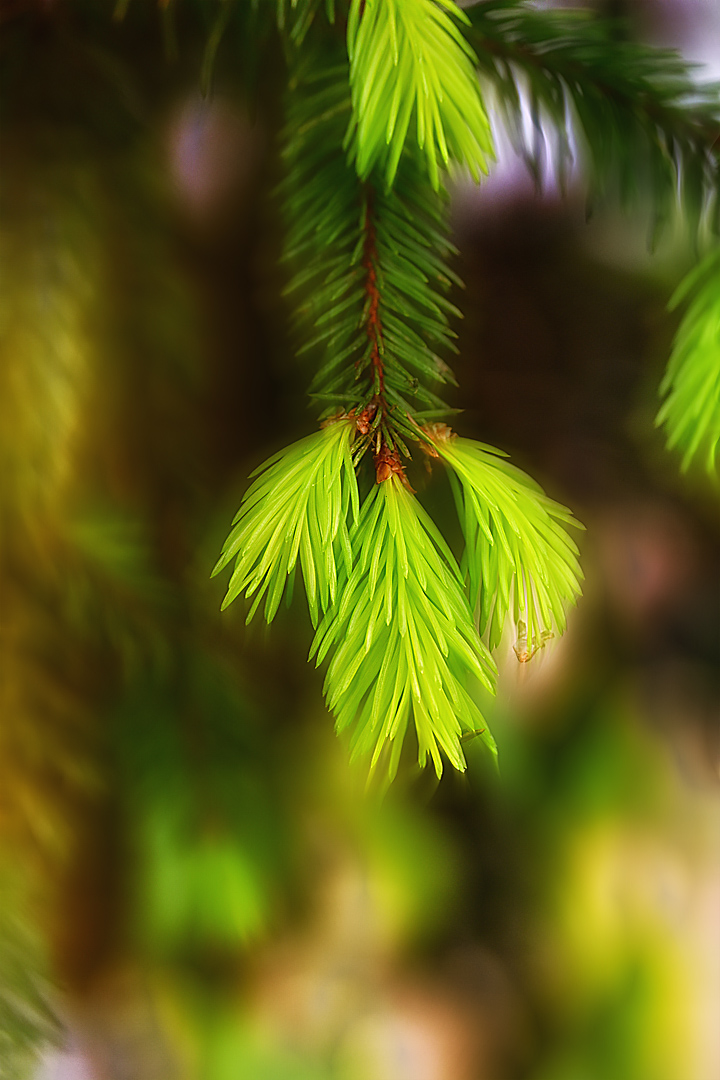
467,0,720,229
657,250,720,476
429,428,584,652
212,419,359,626
311,475,497,779
214,7,591,781
346,0,493,190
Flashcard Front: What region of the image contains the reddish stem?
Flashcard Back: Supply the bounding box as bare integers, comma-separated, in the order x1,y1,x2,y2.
357,191,412,488
361,194,385,399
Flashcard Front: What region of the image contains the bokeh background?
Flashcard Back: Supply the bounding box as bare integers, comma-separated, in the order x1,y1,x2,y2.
0,1,718,1078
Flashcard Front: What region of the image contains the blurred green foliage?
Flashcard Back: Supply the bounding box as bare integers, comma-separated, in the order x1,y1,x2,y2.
0,2,718,1079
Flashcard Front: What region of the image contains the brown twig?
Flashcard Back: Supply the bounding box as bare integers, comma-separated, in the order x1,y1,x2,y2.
354,189,413,488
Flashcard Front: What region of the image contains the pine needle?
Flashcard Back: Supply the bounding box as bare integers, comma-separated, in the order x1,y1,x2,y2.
346,0,494,189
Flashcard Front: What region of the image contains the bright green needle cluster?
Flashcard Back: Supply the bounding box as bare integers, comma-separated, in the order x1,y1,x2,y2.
212,419,359,626
657,250,720,476
346,0,494,189
311,475,497,779
434,433,584,651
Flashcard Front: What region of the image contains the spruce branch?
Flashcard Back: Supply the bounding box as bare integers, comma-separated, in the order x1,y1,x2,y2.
466,0,720,229
346,0,494,189
310,474,497,779
216,12,587,780
657,249,720,476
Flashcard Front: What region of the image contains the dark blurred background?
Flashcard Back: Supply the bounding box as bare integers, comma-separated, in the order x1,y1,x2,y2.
0,1,718,1078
